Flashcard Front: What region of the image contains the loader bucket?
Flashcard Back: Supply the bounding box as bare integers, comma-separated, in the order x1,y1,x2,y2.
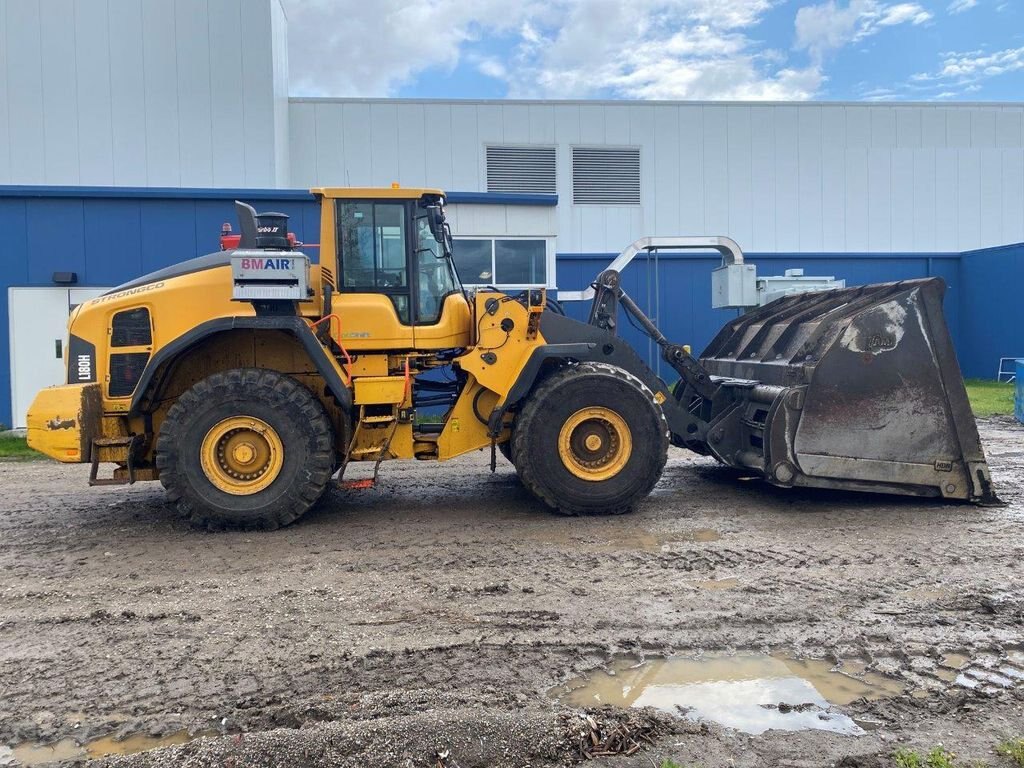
694,277,997,503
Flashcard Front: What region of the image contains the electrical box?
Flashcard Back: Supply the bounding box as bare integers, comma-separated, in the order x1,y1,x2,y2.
757,269,844,305
711,264,758,309
231,250,310,301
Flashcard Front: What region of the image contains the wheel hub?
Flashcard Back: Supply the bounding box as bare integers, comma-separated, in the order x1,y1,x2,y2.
558,407,633,482
200,416,284,495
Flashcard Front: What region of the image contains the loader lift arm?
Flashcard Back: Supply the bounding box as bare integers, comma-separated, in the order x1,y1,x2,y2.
588,268,717,403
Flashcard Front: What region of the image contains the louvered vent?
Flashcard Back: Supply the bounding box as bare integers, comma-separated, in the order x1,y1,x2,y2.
108,353,150,397
111,308,152,347
485,146,556,194
572,146,641,205
321,266,336,289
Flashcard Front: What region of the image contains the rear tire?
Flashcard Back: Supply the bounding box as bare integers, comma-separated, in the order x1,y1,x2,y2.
156,368,335,530
512,363,668,515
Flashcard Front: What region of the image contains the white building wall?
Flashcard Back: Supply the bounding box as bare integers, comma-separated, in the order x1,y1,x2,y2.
0,0,289,188
288,99,1024,254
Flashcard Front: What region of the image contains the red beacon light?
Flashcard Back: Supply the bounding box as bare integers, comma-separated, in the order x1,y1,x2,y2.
220,222,241,251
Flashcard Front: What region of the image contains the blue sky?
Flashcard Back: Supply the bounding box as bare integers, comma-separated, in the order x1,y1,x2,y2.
285,0,1024,102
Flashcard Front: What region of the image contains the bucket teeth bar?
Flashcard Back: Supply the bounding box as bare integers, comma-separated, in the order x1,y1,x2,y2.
591,271,998,504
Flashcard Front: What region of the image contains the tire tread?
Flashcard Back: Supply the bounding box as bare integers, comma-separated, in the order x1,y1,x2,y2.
156,368,335,531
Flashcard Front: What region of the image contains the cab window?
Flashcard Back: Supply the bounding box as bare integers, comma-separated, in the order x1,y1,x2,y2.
337,201,410,322
413,213,460,324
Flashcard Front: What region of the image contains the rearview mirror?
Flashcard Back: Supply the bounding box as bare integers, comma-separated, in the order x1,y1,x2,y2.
426,205,445,244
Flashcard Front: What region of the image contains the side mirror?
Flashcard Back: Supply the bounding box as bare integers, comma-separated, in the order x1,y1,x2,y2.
426,205,445,244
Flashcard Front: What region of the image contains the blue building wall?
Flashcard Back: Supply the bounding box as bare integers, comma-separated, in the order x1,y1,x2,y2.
0,187,323,427
555,251,967,381
2,185,1022,427
958,243,1024,379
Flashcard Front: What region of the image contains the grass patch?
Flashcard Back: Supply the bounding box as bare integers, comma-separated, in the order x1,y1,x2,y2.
997,738,1024,766
893,747,958,768
964,379,1015,418
0,434,43,460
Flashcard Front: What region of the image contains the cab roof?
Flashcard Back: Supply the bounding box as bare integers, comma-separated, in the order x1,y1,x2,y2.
310,186,445,200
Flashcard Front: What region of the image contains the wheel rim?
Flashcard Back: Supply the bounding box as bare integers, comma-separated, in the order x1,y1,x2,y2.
200,416,284,495
557,407,633,482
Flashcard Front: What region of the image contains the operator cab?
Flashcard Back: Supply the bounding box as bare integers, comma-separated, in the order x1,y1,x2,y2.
314,187,471,351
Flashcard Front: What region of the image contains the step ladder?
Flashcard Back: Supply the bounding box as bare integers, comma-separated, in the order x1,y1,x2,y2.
88,435,143,486
337,406,400,490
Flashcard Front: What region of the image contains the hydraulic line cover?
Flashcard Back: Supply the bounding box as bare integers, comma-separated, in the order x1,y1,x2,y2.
694,277,997,503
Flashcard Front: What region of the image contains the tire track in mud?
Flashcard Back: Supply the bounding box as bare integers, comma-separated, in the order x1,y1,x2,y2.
1,418,1023,764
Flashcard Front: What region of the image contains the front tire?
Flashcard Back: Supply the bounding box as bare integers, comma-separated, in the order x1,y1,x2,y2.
512,363,668,515
156,368,335,530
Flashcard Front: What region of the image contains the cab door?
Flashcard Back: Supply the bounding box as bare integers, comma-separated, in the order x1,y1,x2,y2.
331,200,417,351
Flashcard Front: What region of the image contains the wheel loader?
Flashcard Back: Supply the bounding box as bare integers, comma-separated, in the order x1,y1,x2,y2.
26,187,998,529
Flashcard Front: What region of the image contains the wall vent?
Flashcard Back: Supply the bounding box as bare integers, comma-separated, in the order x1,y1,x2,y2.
572,146,641,205
485,145,556,194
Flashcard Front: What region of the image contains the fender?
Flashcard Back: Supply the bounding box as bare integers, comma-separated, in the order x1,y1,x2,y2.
129,316,352,415
485,311,694,437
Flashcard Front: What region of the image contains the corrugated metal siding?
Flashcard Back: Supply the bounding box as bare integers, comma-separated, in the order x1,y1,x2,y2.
0,0,288,188
2,187,1022,426
0,190,320,426
289,100,1024,254
958,243,1024,379
555,251,978,381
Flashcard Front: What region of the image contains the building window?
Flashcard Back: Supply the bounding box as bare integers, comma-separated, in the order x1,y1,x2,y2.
453,238,549,286
571,146,641,205
485,145,556,194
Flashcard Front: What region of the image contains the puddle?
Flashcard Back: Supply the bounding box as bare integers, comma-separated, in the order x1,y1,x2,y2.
11,729,204,765
940,653,969,669
693,578,740,591
8,739,83,765
550,653,904,736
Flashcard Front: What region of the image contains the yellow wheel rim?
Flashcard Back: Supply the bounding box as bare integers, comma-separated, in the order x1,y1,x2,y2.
558,407,633,482
200,416,284,495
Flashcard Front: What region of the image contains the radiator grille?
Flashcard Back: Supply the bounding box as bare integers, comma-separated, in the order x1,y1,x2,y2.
486,145,556,194
111,308,152,347
572,146,641,205
108,353,150,397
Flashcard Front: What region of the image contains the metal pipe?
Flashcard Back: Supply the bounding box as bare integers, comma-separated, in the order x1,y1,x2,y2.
558,235,746,302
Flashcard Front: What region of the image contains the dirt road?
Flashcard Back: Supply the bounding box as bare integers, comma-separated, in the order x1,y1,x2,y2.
1,418,1022,767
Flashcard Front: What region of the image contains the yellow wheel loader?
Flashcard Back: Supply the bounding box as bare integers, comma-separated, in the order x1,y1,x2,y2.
26,187,998,530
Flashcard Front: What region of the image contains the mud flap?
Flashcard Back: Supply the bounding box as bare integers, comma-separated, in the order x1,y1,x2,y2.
695,278,998,503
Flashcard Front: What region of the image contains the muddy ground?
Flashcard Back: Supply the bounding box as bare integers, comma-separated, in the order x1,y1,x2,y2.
1,418,1022,767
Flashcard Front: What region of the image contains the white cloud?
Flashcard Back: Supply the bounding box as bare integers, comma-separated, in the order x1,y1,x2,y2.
795,1,932,60
947,0,979,12
938,45,1024,79
894,44,1024,98
501,0,821,100
283,0,534,97
476,58,507,80
283,0,821,101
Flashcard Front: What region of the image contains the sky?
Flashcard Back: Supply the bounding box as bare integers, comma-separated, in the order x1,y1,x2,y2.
281,0,1024,102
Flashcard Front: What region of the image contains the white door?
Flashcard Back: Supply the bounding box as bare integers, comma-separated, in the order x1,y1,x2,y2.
8,287,108,429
